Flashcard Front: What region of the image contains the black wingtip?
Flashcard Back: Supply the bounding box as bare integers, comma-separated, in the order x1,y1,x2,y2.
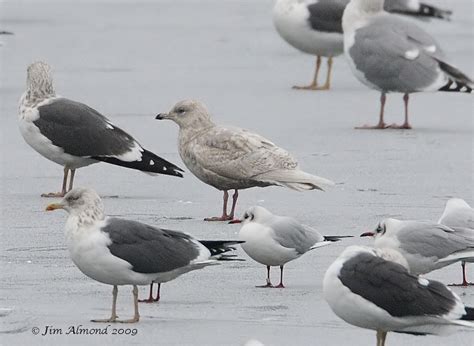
461,307,474,321
92,148,185,178
323,235,354,242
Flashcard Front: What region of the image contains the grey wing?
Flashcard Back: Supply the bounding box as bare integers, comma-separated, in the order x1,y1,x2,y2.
398,222,474,259
306,0,345,33
192,126,298,181
339,253,458,318
35,98,140,157
270,216,324,254
101,218,201,274
350,16,445,92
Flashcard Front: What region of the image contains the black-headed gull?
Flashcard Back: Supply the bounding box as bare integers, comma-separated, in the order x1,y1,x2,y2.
361,217,474,276
239,206,351,287
438,198,474,286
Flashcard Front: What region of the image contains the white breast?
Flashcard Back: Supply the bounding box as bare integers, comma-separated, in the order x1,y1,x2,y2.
239,222,299,266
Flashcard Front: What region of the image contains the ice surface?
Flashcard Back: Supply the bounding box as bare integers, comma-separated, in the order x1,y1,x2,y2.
0,0,472,345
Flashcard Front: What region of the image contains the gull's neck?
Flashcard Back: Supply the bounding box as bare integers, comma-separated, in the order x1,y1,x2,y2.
23,76,56,108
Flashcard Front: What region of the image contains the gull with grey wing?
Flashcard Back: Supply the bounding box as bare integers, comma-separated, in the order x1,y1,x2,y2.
46,188,242,322
19,62,183,197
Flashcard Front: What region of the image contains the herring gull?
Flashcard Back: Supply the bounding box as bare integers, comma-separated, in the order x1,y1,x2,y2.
46,187,243,322
438,198,474,286
342,0,472,129
272,0,451,90
323,246,474,346
156,100,334,222
19,62,183,197
238,206,351,287
360,218,474,275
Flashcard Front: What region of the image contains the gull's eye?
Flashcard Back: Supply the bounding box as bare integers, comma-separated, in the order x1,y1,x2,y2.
176,107,186,114
243,213,249,219
376,224,385,234
67,195,80,202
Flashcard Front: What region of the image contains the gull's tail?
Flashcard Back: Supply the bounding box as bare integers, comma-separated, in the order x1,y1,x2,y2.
93,148,184,178
437,61,473,94
310,235,353,250
255,169,335,192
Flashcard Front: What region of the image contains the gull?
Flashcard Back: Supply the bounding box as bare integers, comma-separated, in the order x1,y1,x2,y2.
438,198,474,286
46,187,242,323
323,245,474,346
360,218,474,275
272,0,451,90
156,100,334,222
238,206,351,287
19,62,183,197
342,0,472,129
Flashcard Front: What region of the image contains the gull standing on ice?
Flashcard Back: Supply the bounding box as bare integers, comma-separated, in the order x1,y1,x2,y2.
323,246,474,346
156,100,334,221
272,0,451,90
239,206,351,287
361,218,474,275
438,198,474,286
342,0,472,129
46,188,242,322
19,62,183,197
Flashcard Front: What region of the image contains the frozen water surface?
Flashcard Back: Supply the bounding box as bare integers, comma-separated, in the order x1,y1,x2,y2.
0,0,473,345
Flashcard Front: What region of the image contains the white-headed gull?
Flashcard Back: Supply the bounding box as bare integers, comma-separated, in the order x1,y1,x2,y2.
156,100,334,222
323,245,474,346
238,206,351,287
272,0,451,90
361,217,474,275
342,0,472,129
19,62,183,197
438,198,474,286
46,187,243,322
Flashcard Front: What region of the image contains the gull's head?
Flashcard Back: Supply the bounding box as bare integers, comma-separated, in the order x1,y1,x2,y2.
155,99,212,129
241,206,274,224
26,61,55,100
360,218,400,239
46,188,105,222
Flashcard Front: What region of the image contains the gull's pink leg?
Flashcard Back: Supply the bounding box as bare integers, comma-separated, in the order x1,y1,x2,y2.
205,190,233,221
138,283,155,303
42,167,69,197
449,262,474,287
355,92,389,129
275,265,285,288
389,93,412,129
256,266,274,288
